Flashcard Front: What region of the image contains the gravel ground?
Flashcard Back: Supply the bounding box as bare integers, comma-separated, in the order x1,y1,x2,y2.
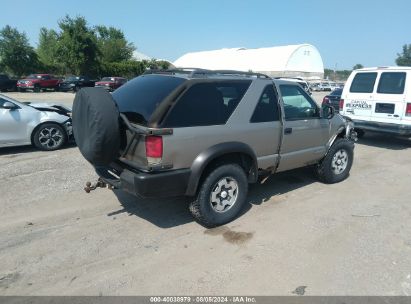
1,91,411,296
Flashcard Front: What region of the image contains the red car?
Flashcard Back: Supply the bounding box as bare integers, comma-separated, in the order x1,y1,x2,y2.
17,74,60,92
95,77,127,92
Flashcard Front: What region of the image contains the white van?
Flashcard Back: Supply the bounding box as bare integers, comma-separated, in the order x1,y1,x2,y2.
340,67,411,137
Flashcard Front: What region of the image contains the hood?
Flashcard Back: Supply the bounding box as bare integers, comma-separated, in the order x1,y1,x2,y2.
96,81,115,85
26,102,72,116
61,80,78,85
19,78,40,83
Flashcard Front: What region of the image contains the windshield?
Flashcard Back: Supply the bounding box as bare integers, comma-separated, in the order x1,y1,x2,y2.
65,76,80,81
101,77,115,82
113,75,186,125
331,88,343,95
26,74,42,79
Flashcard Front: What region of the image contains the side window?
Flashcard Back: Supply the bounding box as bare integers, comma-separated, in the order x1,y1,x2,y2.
250,85,280,123
163,81,251,128
42,75,50,80
377,72,406,94
280,85,319,121
349,72,377,93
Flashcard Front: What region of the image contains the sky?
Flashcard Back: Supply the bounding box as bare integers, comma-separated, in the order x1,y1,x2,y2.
1,0,410,70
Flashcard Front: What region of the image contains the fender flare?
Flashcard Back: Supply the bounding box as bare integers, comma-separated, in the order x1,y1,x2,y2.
185,142,258,196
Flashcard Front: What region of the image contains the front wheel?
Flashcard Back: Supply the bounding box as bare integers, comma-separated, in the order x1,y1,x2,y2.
189,163,248,228
316,138,354,184
33,123,67,151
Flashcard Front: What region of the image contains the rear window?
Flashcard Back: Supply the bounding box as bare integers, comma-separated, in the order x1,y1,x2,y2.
113,75,186,125
377,72,406,94
350,72,377,93
163,81,251,128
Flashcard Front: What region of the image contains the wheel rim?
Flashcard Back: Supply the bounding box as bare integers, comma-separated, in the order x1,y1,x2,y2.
38,126,64,149
210,177,239,213
331,149,349,175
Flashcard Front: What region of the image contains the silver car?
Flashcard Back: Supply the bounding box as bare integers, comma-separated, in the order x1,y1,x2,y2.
0,94,72,150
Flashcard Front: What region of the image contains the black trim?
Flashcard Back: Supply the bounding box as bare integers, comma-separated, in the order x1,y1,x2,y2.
185,142,258,196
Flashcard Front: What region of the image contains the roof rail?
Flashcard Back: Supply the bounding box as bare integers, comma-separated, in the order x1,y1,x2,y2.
143,68,271,79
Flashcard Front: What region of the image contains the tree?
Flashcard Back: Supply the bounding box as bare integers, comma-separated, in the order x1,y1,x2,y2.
37,27,61,73
396,44,411,66
55,15,100,76
95,26,135,63
353,64,364,70
0,25,39,76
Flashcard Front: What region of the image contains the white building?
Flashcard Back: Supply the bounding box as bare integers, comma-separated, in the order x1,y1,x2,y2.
173,44,324,79
132,50,152,61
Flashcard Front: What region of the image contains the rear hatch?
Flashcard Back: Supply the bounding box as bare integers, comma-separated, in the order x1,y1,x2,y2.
112,74,187,170
370,71,407,124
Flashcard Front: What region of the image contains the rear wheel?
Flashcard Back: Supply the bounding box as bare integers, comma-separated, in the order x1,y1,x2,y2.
316,138,354,184
33,123,67,151
189,163,248,228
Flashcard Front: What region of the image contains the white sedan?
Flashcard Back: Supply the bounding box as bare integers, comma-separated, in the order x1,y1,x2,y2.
0,94,72,150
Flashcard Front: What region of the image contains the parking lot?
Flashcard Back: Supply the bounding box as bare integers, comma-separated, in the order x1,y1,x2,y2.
1,91,411,296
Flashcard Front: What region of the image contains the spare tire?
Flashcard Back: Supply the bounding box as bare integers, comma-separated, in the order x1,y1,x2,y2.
72,88,120,166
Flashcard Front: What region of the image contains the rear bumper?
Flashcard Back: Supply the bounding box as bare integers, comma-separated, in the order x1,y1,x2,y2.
353,119,411,136
95,166,191,198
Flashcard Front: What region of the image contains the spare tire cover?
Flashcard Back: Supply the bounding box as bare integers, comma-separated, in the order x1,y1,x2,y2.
72,88,120,166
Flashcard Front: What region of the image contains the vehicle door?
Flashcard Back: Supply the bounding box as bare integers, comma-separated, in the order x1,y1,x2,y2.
276,84,330,172
43,75,53,88
343,72,377,120
0,98,37,145
371,71,407,123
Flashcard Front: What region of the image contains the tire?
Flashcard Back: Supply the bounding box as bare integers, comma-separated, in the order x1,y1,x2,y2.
34,85,41,93
72,88,120,166
316,138,354,184
17,87,24,92
355,128,365,139
189,163,248,228
33,123,67,151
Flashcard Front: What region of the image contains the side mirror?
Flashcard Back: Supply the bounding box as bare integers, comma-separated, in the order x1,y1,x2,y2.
2,101,18,110
322,104,335,119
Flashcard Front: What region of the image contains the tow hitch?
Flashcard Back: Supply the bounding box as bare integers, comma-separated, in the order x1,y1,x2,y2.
84,178,114,193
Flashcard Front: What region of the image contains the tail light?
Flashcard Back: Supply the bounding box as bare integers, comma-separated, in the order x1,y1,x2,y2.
339,99,345,110
146,136,163,163
406,103,411,116
322,97,329,104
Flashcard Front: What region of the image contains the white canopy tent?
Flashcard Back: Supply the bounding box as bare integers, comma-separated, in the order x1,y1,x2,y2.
173,44,324,78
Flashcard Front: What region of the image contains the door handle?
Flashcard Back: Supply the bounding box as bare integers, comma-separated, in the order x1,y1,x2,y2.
284,128,292,135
